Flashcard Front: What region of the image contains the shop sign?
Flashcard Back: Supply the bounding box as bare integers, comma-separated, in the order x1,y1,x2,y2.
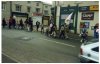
90,5,99,11
81,12,94,20
33,13,42,16
79,6,89,12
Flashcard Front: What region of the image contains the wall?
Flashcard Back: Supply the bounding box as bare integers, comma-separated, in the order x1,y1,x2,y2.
2,1,11,20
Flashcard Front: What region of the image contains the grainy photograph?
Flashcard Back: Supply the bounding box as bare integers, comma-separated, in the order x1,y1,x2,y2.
2,0,99,63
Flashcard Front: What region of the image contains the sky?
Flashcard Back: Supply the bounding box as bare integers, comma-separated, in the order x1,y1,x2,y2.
42,0,52,4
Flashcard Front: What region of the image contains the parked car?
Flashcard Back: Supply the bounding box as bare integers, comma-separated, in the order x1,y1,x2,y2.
79,38,99,63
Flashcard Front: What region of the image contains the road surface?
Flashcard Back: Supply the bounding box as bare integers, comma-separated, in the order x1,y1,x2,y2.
2,28,82,63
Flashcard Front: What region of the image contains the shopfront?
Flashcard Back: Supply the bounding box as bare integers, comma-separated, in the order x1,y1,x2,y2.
59,6,76,31
77,5,99,36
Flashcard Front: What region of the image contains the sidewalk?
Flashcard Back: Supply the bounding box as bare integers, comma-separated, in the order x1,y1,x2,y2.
33,27,94,41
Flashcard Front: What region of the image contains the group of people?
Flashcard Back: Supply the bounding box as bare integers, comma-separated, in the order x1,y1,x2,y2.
45,22,69,39
2,17,34,32
79,23,99,43
2,17,99,43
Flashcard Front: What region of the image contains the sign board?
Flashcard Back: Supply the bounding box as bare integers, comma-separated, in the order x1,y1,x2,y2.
80,22,90,28
79,6,89,12
90,5,99,11
79,5,99,12
33,13,42,16
81,12,94,20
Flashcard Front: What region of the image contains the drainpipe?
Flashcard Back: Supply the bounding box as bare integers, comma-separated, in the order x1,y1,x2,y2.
42,2,44,24
54,1,56,25
10,1,12,17
74,4,79,34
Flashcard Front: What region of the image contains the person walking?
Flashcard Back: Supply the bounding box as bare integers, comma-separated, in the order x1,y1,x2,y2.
80,31,88,43
41,23,44,33
59,25,65,39
12,18,16,29
94,23,99,39
19,19,24,29
80,25,87,42
2,18,6,28
52,25,57,38
8,16,13,29
24,19,28,30
28,17,33,32
49,23,53,36
36,21,40,31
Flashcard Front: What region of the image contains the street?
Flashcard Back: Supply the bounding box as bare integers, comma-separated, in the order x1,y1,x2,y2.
2,28,82,63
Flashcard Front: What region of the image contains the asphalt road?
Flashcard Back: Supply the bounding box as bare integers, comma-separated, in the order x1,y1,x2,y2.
2,28,82,63
2,54,17,63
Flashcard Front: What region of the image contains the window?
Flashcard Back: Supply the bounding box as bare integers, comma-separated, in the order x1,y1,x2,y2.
27,1,31,3
36,3,39,6
44,10,48,15
16,4,21,12
45,6,48,8
92,47,99,52
2,2,6,10
36,8,40,13
27,6,31,12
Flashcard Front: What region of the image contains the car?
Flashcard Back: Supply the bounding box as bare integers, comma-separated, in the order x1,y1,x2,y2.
79,38,99,63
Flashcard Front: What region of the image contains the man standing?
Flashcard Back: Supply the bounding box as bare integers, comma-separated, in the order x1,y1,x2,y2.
41,23,44,33
94,23,99,38
29,17,33,32
36,21,40,31
9,16,13,29
2,18,6,28
12,18,16,29
59,25,65,39
19,19,24,29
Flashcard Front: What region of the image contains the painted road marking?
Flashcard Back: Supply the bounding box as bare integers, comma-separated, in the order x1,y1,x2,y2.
2,53,20,63
39,38,76,48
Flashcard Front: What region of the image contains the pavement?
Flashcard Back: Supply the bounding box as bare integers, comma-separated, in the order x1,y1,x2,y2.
33,26,94,41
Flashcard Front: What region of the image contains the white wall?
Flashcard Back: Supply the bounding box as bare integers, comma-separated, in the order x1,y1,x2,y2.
32,16,42,25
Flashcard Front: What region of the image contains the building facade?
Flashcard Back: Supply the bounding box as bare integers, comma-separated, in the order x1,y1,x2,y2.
52,1,99,36
2,1,52,26
2,2,11,20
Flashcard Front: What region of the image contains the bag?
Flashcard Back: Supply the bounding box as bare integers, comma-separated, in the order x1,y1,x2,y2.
61,26,64,31
27,26,30,31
